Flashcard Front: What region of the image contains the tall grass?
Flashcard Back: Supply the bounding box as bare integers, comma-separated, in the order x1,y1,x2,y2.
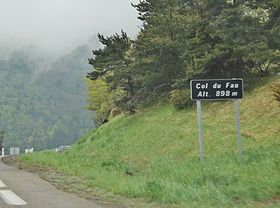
21,78,280,207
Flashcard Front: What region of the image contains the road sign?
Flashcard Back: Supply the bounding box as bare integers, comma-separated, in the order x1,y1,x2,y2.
190,78,244,161
190,79,243,100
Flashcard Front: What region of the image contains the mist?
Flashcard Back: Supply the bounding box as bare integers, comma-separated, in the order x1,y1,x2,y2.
0,0,140,56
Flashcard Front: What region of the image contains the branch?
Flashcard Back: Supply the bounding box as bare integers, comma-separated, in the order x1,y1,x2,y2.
153,83,172,94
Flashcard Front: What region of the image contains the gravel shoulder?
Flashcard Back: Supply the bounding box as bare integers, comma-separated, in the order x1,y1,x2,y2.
2,156,164,208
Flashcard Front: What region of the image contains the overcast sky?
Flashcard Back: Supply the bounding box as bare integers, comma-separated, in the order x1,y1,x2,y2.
0,0,140,55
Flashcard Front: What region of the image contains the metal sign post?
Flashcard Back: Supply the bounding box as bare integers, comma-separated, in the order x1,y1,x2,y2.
190,79,244,160
196,100,204,161
234,99,243,158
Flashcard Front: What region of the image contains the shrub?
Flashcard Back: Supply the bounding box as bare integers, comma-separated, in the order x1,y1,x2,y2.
169,89,192,109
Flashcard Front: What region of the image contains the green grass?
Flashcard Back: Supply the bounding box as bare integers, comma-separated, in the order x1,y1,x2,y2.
21,77,280,207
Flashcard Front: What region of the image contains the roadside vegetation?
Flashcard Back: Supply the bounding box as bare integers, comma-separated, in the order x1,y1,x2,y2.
21,77,280,207
17,1,280,207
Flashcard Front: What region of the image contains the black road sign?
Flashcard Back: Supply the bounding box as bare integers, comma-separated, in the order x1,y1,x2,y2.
190,79,243,100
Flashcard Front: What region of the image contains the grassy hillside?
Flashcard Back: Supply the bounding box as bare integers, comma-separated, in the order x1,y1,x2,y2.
21,77,280,207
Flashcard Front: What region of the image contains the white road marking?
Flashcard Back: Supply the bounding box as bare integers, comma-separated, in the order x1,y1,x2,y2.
0,180,6,188
0,190,27,205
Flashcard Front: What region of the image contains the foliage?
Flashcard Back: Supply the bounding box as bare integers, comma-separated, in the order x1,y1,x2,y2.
86,78,125,125
169,89,192,109
88,32,134,95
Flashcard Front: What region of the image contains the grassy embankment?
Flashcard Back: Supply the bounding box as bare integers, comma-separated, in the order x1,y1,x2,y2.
21,78,280,207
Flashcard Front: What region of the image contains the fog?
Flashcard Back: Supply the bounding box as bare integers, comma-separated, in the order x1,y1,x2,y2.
0,0,140,55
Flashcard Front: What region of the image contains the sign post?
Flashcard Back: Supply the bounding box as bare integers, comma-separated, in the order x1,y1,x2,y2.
190,79,244,160
234,99,243,158
196,100,204,161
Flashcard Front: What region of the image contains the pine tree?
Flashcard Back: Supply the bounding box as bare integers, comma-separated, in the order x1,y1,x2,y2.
88,30,134,101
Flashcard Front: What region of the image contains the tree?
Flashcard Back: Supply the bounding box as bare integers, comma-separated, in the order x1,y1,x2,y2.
132,0,186,100
88,31,134,99
86,78,125,125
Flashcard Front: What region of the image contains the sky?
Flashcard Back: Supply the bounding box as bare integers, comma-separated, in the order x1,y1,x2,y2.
0,0,140,55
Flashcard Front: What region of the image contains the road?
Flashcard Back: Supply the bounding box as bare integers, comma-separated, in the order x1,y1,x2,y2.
0,158,102,208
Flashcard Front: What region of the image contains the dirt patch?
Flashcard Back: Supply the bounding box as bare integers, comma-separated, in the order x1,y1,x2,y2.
254,195,280,208
2,155,21,167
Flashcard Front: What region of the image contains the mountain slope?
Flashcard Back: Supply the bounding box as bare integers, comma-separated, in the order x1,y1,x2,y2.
21,77,280,207
0,46,93,150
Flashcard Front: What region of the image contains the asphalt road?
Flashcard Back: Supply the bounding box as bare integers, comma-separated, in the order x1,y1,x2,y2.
0,158,102,208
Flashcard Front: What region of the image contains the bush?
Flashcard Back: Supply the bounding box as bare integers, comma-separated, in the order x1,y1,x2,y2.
169,89,192,109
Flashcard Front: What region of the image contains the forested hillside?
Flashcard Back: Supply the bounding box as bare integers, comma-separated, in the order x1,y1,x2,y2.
87,0,280,123
0,46,94,150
